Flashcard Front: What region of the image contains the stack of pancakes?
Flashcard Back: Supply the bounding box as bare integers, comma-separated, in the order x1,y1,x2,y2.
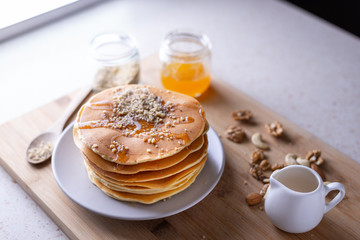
73,85,208,204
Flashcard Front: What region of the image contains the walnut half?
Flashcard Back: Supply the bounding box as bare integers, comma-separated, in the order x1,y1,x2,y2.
225,125,245,143
232,110,253,121
265,121,284,137
250,149,264,164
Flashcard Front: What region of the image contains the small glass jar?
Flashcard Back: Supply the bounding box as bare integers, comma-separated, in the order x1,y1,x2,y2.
90,33,140,92
159,30,211,97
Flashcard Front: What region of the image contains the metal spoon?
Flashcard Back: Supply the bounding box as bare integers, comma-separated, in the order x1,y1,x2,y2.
26,86,92,164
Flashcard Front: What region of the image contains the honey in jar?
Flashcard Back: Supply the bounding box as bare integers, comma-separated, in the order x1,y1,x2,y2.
160,30,211,97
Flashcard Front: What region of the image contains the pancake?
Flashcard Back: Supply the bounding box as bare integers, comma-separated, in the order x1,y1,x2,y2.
86,162,197,191
73,122,209,174
73,85,209,204
85,158,203,194
83,137,208,183
87,157,206,204
75,85,206,165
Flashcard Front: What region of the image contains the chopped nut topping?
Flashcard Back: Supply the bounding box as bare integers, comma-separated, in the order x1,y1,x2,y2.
109,87,175,129
225,125,245,143
232,110,253,121
110,141,129,154
265,121,284,137
165,121,172,128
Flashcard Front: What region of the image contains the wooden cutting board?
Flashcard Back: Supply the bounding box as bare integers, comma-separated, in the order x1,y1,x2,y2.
0,55,359,240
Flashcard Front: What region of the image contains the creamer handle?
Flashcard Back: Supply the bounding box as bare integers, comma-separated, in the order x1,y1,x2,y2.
324,182,345,213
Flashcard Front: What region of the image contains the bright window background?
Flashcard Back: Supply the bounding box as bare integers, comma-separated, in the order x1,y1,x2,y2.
0,0,77,29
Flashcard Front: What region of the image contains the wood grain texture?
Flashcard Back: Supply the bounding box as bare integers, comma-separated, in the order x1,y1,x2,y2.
0,55,359,240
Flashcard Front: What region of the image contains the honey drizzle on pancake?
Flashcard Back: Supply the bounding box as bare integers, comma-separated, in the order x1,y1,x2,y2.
109,135,129,163
186,117,194,123
77,120,109,129
173,133,190,144
78,102,195,155
86,100,113,111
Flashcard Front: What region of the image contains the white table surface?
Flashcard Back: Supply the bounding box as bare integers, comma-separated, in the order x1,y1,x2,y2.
0,0,359,239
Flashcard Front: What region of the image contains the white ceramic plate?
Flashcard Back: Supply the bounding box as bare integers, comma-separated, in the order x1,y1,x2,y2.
52,123,225,220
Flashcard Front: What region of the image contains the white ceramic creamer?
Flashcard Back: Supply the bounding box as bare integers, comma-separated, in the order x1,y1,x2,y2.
264,165,345,233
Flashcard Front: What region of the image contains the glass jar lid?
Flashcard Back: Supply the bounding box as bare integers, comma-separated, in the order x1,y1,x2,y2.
160,29,211,63
90,33,138,66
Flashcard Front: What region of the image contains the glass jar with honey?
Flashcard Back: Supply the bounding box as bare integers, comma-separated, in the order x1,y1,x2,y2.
159,30,211,97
